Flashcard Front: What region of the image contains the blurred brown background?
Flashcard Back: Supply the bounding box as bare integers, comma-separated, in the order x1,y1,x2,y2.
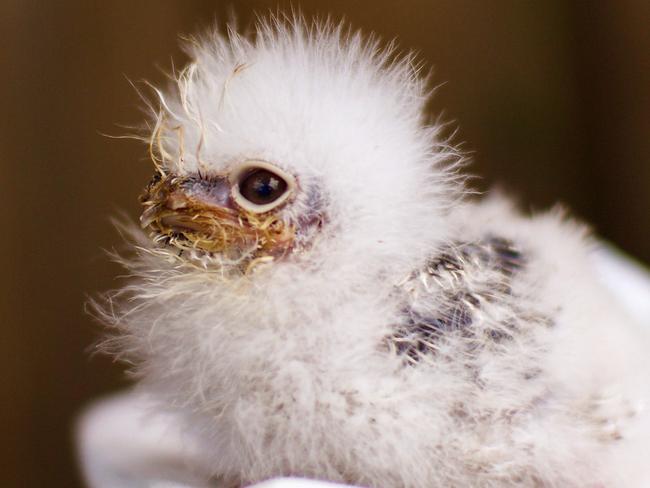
1,1,648,486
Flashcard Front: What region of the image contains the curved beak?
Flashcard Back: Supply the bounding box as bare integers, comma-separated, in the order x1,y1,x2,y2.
139,172,294,258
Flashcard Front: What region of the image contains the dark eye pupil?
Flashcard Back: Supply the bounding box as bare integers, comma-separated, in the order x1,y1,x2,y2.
239,169,288,206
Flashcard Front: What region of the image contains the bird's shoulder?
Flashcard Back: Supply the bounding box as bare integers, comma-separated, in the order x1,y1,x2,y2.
386,234,550,364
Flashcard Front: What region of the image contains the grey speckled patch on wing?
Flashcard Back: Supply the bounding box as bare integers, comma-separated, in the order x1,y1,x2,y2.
387,236,534,364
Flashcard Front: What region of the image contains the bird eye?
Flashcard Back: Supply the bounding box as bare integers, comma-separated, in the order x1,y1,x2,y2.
231,161,295,213
239,169,287,205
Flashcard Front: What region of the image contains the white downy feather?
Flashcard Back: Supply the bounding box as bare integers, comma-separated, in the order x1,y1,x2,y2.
96,16,650,488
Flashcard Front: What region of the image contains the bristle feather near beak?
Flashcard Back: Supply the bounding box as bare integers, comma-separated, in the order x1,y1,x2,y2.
139,172,295,263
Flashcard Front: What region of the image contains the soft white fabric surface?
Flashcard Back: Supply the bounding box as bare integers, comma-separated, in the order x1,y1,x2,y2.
591,245,650,325
77,246,650,488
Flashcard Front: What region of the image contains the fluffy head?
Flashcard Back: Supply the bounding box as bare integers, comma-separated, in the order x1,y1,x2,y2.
139,17,460,276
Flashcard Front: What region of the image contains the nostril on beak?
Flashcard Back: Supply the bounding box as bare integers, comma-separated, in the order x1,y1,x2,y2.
139,173,237,230
182,176,232,209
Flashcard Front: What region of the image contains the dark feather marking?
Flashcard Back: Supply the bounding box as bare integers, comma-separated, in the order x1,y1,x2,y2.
387,236,534,364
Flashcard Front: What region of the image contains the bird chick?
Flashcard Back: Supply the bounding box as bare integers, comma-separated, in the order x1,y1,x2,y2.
99,17,650,488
